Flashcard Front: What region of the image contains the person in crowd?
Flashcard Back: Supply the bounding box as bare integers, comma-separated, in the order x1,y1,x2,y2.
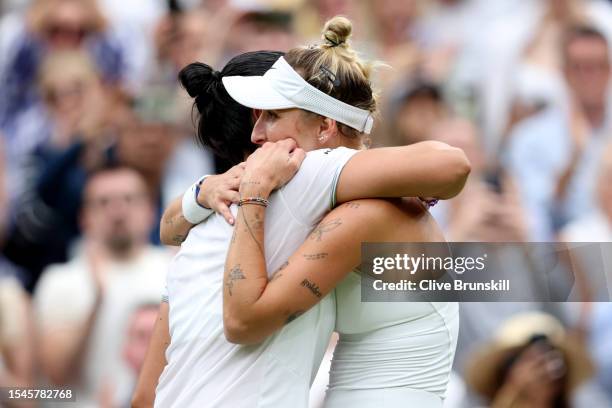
101,302,159,408
479,0,612,155
377,80,449,147
1,50,120,290
506,25,612,241
223,1,299,58
465,312,609,408
0,0,125,125
33,165,170,406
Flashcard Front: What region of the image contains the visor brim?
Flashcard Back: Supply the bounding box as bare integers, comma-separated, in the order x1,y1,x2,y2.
222,76,296,110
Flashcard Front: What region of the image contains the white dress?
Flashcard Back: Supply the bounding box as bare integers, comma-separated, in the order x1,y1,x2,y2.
325,272,459,407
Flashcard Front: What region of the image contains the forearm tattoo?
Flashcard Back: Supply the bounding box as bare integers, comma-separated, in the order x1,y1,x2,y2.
239,207,265,255
303,253,328,261
270,261,289,282
309,218,342,242
226,264,246,296
301,279,322,298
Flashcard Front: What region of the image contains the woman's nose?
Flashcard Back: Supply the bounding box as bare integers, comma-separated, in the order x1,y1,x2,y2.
251,116,266,145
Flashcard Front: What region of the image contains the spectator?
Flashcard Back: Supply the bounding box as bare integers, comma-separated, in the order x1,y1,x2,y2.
107,302,159,407
223,1,299,57
465,312,609,407
375,80,448,147
478,0,612,155
506,25,612,241
1,50,121,289
0,0,125,124
33,165,170,406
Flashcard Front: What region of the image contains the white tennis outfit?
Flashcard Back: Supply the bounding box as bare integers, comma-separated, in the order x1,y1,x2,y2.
325,272,459,407
155,147,357,408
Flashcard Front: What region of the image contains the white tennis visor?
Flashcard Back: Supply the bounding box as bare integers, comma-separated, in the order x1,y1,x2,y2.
222,56,374,134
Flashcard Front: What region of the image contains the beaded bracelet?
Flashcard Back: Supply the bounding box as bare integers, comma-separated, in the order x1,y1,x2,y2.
238,197,270,207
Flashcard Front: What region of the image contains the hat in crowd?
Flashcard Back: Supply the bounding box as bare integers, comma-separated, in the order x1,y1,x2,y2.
465,312,594,400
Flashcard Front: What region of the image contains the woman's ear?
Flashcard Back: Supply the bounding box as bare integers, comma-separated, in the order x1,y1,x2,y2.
317,117,338,145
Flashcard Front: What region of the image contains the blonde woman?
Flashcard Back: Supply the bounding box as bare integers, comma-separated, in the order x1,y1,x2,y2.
221,16,459,407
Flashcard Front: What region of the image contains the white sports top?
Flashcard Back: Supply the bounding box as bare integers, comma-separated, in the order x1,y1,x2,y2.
327,272,459,406
155,147,357,408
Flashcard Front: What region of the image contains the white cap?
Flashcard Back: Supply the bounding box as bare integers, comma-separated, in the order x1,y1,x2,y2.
222,56,374,134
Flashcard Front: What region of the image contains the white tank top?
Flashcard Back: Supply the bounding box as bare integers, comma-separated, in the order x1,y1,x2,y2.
155,148,357,408
329,271,459,401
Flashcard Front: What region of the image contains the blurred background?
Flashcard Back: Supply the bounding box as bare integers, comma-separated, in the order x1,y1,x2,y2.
0,0,612,407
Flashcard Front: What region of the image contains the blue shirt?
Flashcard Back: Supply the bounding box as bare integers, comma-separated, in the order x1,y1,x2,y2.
505,107,611,241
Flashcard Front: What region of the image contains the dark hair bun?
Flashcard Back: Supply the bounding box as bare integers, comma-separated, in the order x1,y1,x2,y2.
178,62,222,113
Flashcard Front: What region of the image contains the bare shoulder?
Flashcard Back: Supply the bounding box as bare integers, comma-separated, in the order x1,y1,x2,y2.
330,198,444,242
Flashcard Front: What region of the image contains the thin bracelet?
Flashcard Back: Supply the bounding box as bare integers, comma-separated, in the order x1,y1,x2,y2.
238,197,269,207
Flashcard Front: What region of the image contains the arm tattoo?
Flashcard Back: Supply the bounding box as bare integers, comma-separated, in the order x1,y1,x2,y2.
309,218,342,242
226,264,246,296
270,261,289,282
301,279,322,298
240,181,261,188
239,208,264,255
303,253,328,261
252,212,264,230
344,202,360,209
285,311,304,324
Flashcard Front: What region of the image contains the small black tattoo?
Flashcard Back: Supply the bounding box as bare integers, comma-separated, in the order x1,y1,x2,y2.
345,202,360,209
286,311,304,324
303,253,328,260
301,279,322,298
309,218,342,242
240,181,261,188
252,212,264,230
226,264,246,296
270,261,289,282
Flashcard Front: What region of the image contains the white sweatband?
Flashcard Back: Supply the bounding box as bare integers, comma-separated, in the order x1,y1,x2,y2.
182,175,214,224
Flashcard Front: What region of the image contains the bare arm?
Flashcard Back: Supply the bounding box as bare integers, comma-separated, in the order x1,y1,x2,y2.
224,197,399,344
335,141,470,204
131,302,170,408
160,164,244,246
162,142,469,244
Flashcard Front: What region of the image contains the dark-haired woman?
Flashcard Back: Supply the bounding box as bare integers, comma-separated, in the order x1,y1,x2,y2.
138,20,468,408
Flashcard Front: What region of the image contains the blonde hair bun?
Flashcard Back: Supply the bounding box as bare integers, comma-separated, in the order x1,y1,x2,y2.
322,16,352,47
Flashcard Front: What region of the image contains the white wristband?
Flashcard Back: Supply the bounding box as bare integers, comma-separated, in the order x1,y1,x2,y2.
182,175,214,224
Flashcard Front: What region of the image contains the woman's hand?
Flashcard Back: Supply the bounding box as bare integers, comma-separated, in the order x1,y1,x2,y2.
241,139,305,197
198,163,245,225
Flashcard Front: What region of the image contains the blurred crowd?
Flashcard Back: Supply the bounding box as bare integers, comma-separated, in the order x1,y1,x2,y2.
0,0,612,407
